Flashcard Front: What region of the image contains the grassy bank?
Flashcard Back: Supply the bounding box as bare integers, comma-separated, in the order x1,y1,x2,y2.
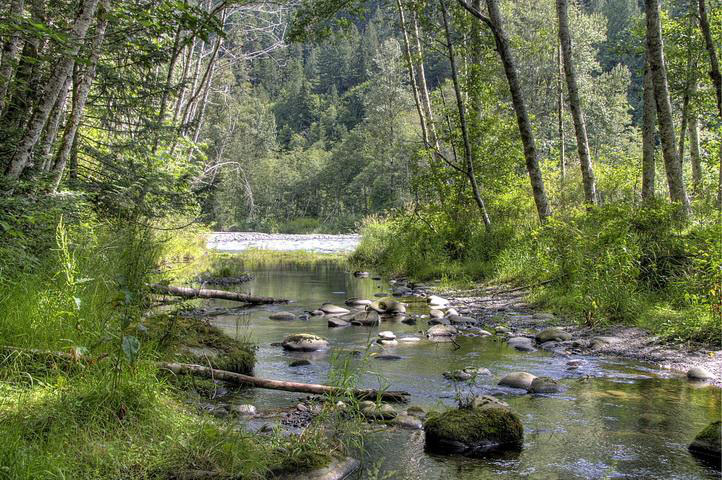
350,202,721,345
0,197,340,479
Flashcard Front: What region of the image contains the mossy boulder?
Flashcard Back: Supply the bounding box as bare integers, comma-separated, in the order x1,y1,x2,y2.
688,420,721,460
424,407,523,456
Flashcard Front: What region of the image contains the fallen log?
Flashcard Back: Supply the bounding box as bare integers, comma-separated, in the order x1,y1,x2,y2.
159,362,410,403
147,283,287,304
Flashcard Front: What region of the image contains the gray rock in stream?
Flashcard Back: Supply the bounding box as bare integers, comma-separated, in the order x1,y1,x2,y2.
687,366,715,381
528,376,562,394
499,372,537,390
269,311,296,321
281,334,329,352
394,415,423,429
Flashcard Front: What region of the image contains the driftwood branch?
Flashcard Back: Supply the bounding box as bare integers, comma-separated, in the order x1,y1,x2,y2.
148,283,287,304
159,362,410,403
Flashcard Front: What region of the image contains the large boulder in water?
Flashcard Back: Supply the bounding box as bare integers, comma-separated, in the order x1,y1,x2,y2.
528,376,562,394
281,334,328,352
688,421,721,461
424,407,523,456
380,300,406,314
269,311,295,321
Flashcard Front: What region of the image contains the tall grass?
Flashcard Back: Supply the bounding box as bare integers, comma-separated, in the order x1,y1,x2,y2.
351,202,721,345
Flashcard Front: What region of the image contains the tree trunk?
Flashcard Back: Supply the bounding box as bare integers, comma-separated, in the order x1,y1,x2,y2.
4,0,100,180
0,0,24,115
557,40,565,183
459,0,552,222
159,362,410,403
678,0,697,167
688,107,702,193
642,54,656,201
39,75,71,171
697,0,721,208
396,0,429,147
412,12,439,148
557,0,597,205
440,0,491,227
645,0,691,216
51,0,110,192
147,283,288,304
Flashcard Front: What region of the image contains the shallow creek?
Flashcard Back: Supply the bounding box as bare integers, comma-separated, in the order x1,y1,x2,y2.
202,241,720,479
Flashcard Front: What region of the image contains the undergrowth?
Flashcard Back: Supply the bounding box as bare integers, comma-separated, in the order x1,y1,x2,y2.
351,201,721,345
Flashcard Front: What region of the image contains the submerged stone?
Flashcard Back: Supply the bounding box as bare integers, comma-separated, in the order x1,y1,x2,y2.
688,421,721,460
424,407,523,456
528,376,562,394
289,359,311,367
269,311,295,321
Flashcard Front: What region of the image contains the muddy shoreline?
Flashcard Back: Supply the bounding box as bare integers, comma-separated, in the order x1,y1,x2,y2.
435,283,722,388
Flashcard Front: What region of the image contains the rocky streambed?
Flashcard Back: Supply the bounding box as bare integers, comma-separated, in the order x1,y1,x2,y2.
193,238,721,479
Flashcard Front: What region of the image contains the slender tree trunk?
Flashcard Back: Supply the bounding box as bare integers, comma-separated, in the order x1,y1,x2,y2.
688,100,702,193
0,0,24,115
678,0,697,167
645,0,691,216
412,12,439,147
440,0,491,227
396,0,429,147
557,40,565,183
50,0,110,193
642,55,657,201
459,0,552,222
697,0,721,208
4,0,100,180
39,74,71,171
557,0,597,205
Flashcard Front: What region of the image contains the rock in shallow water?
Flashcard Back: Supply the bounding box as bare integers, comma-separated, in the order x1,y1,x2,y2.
362,403,397,420
327,318,350,328
282,334,328,352
424,407,524,456
394,414,423,429
289,359,311,367
687,366,715,381
378,330,396,340
269,311,295,320
232,404,256,416
688,421,721,460
320,304,350,315
528,376,562,394
499,372,537,390
536,327,572,343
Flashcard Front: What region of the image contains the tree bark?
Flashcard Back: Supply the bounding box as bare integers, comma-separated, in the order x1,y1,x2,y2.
412,12,439,148
697,0,721,208
678,0,697,167
51,0,110,192
557,40,565,183
688,105,702,193
4,0,100,180
0,0,24,115
159,362,410,402
557,0,597,205
458,0,552,222
645,0,691,216
642,54,656,201
440,0,491,227
148,283,288,304
39,75,71,171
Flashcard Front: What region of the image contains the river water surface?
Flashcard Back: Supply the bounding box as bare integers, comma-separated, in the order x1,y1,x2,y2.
204,235,721,479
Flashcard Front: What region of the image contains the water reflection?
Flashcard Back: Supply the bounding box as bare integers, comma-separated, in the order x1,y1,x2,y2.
205,258,721,479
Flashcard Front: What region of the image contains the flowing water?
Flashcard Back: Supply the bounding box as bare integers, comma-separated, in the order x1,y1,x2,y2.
203,238,721,479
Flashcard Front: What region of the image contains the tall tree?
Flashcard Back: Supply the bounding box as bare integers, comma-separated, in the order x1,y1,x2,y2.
440,0,491,227
458,0,552,222
0,0,24,115
644,0,690,216
4,0,100,180
697,0,721,208
642,55,656,201
556,0,597,205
